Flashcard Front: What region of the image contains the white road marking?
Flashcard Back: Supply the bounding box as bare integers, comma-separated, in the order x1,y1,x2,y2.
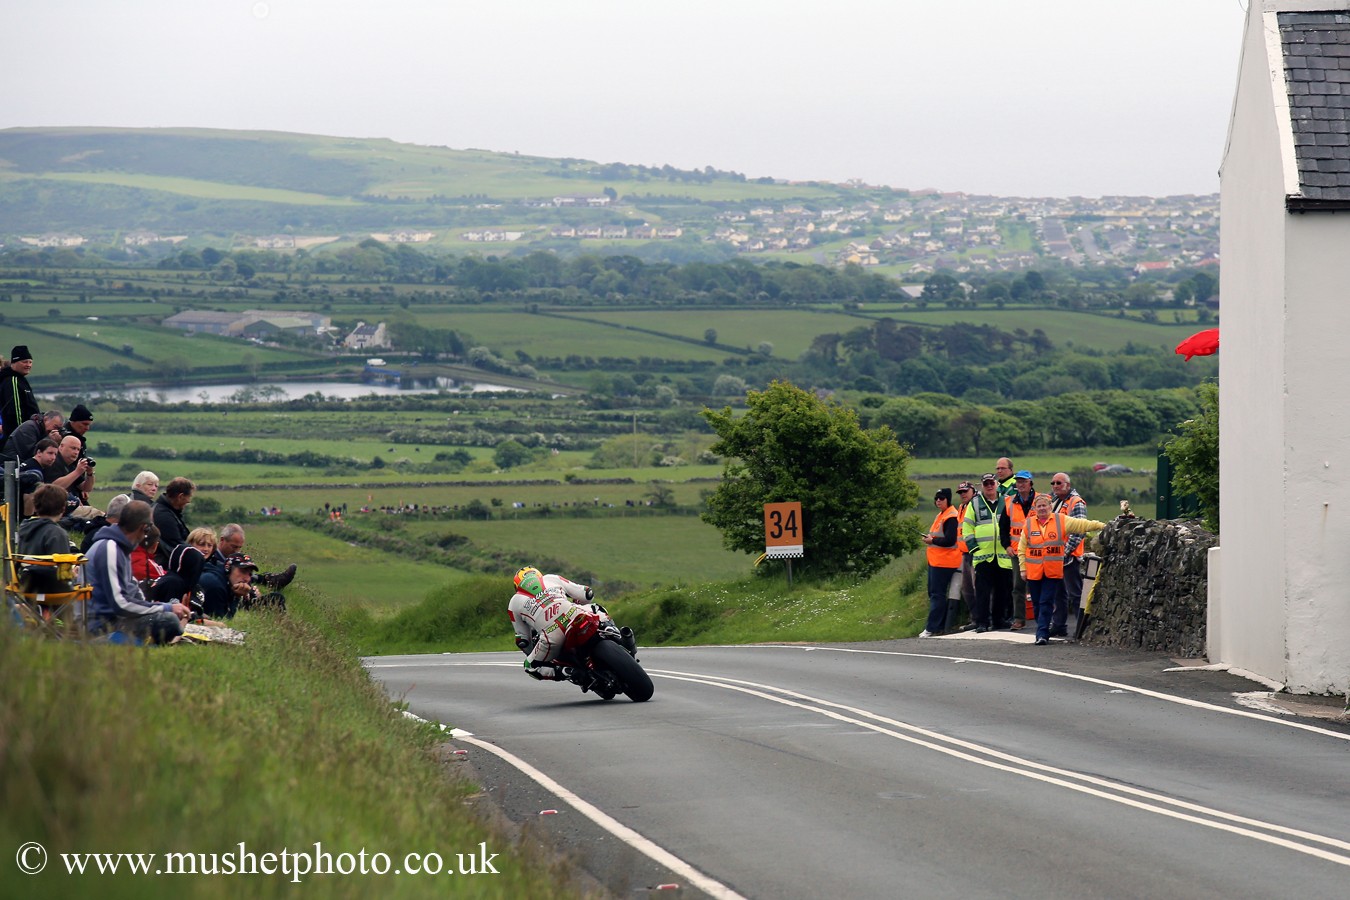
369,649,1350,743
398,710,746,900
755,645,1350,743
379,654,1350,872
645,668,1350,867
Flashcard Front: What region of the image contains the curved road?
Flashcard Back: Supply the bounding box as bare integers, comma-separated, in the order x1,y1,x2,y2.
368,641,1350,899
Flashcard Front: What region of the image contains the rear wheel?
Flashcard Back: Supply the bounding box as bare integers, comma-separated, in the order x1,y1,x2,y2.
593,640,654,702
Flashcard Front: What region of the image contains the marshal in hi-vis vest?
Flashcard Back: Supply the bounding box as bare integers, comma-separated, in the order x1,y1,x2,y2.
1052,491,1087,558
1004,491,1048,555
961,494,1012,570
1022,513,1068,580
926,505,962,568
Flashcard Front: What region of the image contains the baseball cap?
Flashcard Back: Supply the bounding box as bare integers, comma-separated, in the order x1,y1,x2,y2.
1015,470,1033,480
957,481,975,493
981,473,997,484
227,553,259,572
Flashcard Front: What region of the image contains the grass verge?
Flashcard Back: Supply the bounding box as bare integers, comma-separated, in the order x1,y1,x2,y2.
346,553,931,656
0,592,580,899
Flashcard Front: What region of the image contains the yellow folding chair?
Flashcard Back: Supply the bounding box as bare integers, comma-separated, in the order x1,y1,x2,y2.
7,552,92,638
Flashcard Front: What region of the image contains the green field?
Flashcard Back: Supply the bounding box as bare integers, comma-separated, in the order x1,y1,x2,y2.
553,308,871,358
37,321,317,367
414,309,736,362
241,521,474,612
389,514,750,588
34,171,361,205
855,307,1192,351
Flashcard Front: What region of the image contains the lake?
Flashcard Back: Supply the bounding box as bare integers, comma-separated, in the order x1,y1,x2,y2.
65,378,521,404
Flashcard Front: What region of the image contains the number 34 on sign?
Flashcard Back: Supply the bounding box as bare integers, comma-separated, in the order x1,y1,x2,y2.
763,502,804,559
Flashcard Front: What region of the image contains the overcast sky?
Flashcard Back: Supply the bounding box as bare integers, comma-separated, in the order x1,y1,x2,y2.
1,1,1249,198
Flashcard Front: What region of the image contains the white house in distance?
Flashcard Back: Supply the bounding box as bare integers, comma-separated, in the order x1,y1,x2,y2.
1217,1,1350,693
344,321,389,350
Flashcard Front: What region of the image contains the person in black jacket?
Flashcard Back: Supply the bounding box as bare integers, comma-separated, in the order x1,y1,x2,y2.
2,410,62,463
1,346,39,444
152,477,194,567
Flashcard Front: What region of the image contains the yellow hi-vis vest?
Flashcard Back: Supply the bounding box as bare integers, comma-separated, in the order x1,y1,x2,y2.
961,494,1012,569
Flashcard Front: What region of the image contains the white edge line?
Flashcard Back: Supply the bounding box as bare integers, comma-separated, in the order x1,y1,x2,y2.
399,711,747,900
774,645,1350,742
646,671,1350,866
367,648,1349,741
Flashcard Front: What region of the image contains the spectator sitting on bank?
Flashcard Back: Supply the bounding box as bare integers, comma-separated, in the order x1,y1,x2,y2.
154,527,216,618
152,477,194,568
44,435,94,508
4,410,63,464
130,522,165,586
87,500,189,645
0,345,40,446
16,484,77,594
77,493,129,554
60,404,94,450
168,527,215,594
131,470,159,506
199,553,284,619
216,522,297,590
19,438,59,501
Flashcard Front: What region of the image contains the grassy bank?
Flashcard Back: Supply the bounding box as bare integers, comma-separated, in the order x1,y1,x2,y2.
0,595,581,899
343,553,931,657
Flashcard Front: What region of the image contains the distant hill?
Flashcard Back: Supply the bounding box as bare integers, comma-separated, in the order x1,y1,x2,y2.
0,127,1219,272
0,127,852,236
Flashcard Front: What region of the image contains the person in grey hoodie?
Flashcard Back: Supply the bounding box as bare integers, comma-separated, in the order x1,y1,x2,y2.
16,484,75,594
87,500,189,644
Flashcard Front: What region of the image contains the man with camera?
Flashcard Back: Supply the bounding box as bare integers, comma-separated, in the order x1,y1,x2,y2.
44,434,96,511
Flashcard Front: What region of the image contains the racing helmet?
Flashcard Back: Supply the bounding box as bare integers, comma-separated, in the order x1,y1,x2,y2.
514,566,545,597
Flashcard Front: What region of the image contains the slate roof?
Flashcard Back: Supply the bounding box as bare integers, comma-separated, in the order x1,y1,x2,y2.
1280,11,1350,207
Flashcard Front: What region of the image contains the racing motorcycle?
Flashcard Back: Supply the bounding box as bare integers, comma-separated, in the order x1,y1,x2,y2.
553,612,654,703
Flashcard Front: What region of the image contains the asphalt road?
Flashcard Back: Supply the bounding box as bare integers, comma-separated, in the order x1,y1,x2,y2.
368,640,1350,899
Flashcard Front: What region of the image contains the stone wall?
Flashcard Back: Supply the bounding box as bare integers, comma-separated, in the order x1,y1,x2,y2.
1079,517,1218,657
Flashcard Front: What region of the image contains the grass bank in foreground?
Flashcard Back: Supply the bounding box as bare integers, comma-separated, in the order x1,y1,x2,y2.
0,594,580,900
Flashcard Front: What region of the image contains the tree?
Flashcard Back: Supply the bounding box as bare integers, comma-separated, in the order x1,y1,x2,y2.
701,381,921,579
1103,393,1161,445
1162,382,1219,531
704,328,718,345
1043,393,1112,447
921,272,963,304
871,397,943,455
492,439,533,470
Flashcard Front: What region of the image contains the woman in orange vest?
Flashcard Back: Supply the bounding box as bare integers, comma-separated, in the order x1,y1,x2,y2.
1018,495,1106,645
921,487,963,637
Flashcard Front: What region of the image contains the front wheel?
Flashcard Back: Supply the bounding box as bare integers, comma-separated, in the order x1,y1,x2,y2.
593,639,654,702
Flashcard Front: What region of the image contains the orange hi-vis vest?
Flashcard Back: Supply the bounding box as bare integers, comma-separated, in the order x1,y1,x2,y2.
1052,492,1087,558
956,501,969,553
1022,513,1067,580
1004,491,1048,554
926,505,962,568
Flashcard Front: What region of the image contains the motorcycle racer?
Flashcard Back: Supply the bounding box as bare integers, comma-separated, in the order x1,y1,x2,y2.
509,566,608,681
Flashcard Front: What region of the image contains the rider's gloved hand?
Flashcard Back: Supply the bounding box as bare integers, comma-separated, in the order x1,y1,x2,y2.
523,660,562,681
